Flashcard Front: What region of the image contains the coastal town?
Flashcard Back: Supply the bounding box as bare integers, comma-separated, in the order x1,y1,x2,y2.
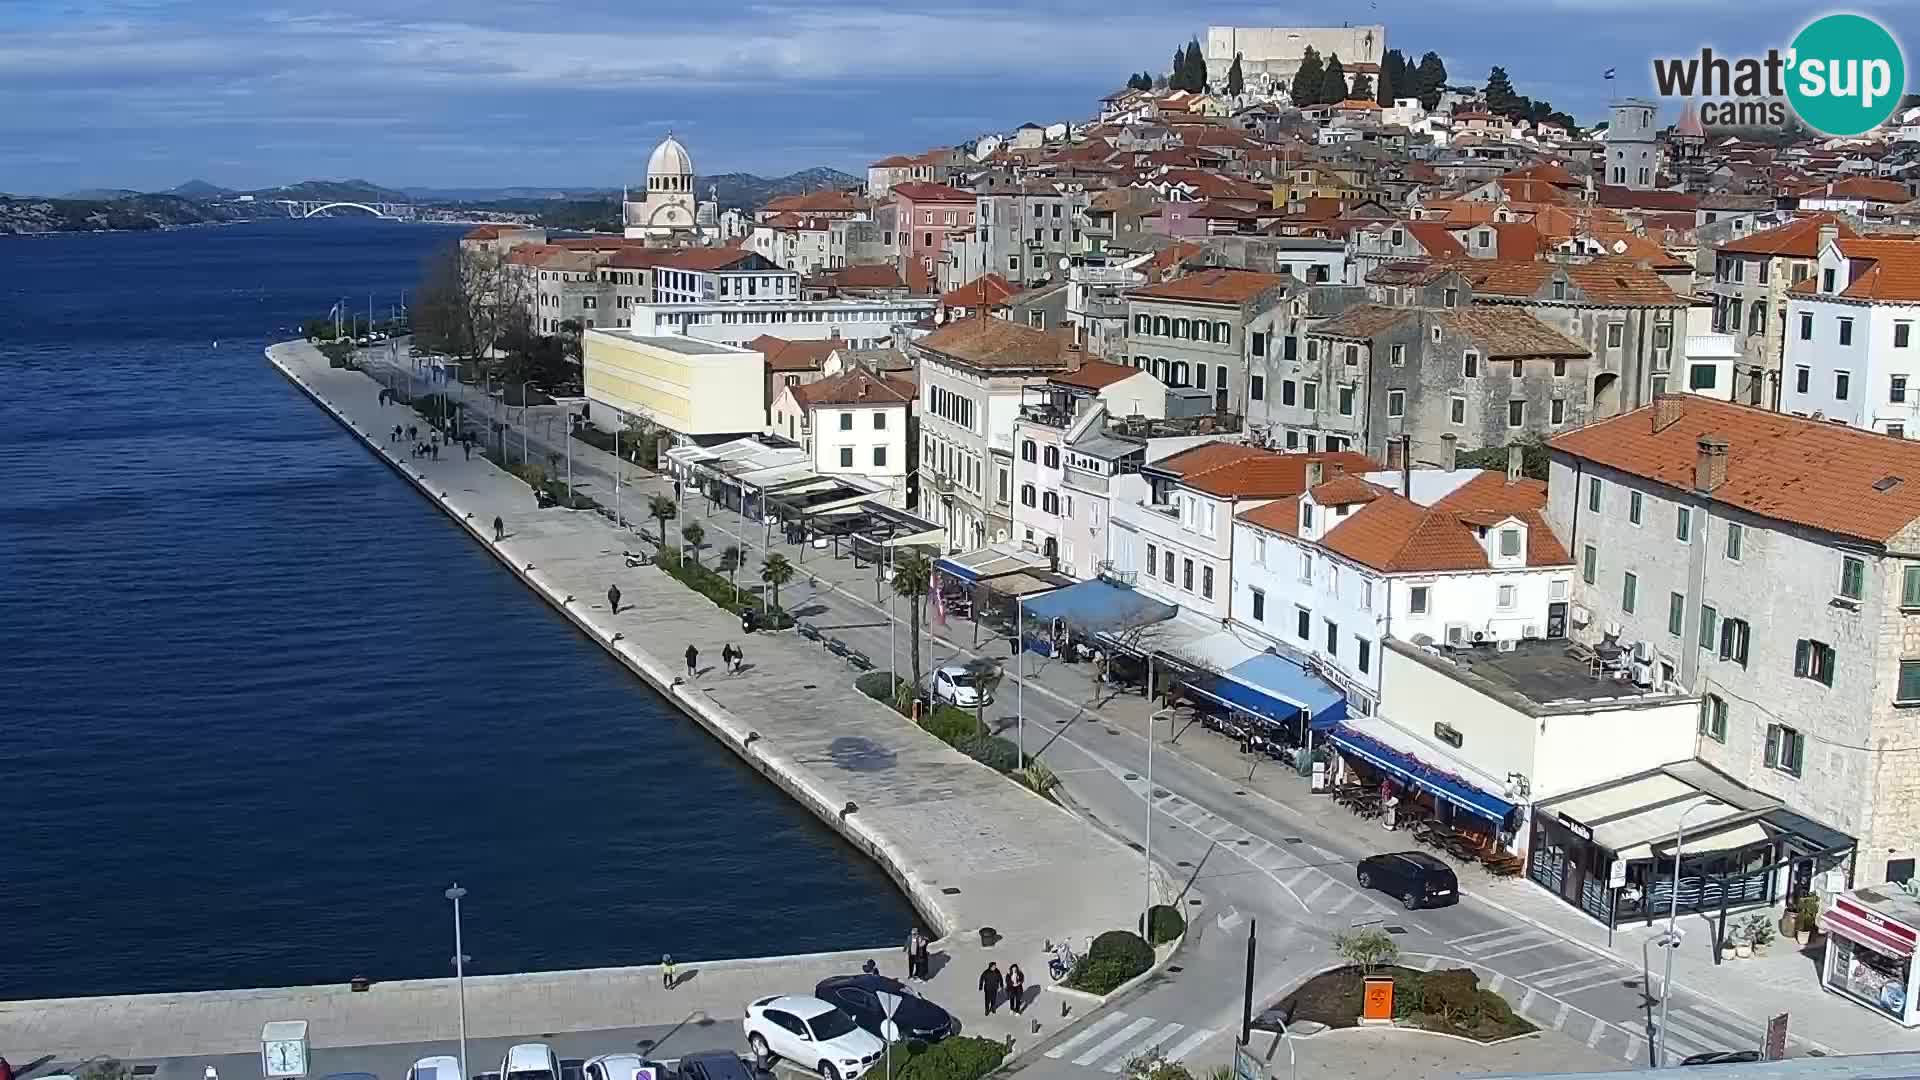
13,14,1920,1080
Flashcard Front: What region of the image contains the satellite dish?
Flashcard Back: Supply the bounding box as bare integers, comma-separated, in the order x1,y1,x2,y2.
934,309,947,324
1058,257,1071,270
1612,239,1629,255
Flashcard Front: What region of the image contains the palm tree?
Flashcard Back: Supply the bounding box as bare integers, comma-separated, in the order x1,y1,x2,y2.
719,544,743,602
891,550,934,701
681,521,706,567
761,552,796,616
647,493,678,546
964,656,1005,741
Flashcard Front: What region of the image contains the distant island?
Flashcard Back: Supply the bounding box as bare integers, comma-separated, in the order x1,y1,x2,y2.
0,168,864,235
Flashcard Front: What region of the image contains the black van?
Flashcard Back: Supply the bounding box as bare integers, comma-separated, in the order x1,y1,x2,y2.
1356,851,1460,909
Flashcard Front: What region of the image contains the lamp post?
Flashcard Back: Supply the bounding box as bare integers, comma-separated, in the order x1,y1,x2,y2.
1144,706,1177,926
1657,798,1723,1067
445,883,471,1080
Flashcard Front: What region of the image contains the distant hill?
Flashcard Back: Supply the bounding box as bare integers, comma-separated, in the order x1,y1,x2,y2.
62,188,143,201
702,168,862,209
402,185,618,202
0,194,246,235
249,178,413,204
169,179,231,198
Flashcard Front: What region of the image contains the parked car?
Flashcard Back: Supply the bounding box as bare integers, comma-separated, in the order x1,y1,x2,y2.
501,1044,560,1080
673,1052,757,1080
1681,1052,1763,1067
408,1057,463,1080
930,664,990,708
814,974,957,1042
743,994,885,1080
585,1053,663,1080
1355,851,1459,909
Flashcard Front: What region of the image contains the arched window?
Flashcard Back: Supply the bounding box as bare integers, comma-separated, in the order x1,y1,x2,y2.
1748,302,1764,336
1020,439,1037,462
1215,321,1232,343
1153,316,1171,336
1043,446,1060,469
1171,318,1187,339
1020,483,1037,507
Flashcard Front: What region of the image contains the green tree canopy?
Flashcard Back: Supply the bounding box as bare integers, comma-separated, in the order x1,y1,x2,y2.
1415,51,1448,110
1350,73,1374,100
1320,53,1349,105
1184,39,1208,91
1485,65,1519,117
1290,47,1323,106
1226,52,1244,96
1379,49,1406,106
1170,46,1186,90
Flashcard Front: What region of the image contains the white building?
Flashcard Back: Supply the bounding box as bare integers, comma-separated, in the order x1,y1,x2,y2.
768,366,916,508
625,297,938,350
623,133,716,242
1780,235,1920,436
1228,456,1576,716
1602,99,1659,190
582,330,765,442
649,249,799,305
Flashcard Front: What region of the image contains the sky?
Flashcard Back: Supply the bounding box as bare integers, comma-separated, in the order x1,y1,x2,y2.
2,0,1914,195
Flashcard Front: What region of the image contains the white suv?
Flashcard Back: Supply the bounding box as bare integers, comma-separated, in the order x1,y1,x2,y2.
743,994,886,1080
501,1044,559,1080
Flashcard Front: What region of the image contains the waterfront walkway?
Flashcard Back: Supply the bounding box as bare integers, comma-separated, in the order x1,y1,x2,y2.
0,342,1147,1063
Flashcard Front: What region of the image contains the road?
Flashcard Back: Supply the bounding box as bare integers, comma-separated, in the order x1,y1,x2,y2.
332,352,1803,1077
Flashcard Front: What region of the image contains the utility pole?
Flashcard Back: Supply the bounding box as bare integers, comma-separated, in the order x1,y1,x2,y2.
1241,919,1257,1046
445,883,471,1080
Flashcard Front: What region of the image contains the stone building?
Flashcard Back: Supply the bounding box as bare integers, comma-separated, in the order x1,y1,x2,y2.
1122,268,1289,415
1203,25,1386,92
1548,394,1920,889
1708,214,1856,408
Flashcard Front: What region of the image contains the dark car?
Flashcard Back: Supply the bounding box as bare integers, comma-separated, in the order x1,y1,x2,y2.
675,1052,759,1080
1356,851,1460,909
1681,1051,1763,1067
814,974,958,1042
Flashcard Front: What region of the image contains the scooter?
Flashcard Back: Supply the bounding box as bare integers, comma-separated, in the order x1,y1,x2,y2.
1045,938,1078,980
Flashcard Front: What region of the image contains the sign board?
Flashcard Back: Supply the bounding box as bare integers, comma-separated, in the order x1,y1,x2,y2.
1310,760,1329,793
1362,976,1394,1022
1609,859,1627,889
877,990,904,1019
1763,1012,1789,1061
1232,1045,1262,1080
1556,812,1594,842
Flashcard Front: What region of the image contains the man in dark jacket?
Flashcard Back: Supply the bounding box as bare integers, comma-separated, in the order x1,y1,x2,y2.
978,962,1004,1015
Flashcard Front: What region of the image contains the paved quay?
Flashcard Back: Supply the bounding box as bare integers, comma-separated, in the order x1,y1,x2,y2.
0,341,1147,1065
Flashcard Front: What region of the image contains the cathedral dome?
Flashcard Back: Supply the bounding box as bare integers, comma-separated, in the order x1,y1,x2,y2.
648,133,693,182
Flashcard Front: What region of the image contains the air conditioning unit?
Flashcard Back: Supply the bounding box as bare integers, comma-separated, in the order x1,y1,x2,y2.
1497,638,1519,652
1603,619,1623,639
994,528,1010,543
1472,630,1490,643
1570,604,1591,627
1633,639,1655,663
1630,661,1654,687
1523,624,1542,639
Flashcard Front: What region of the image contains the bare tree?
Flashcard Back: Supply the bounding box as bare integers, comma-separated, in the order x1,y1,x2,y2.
413,245,524,362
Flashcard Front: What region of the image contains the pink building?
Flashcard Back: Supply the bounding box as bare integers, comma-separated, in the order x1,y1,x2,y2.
892,181,975,294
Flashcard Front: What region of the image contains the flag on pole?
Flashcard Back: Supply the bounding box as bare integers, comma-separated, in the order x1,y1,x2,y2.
1603,68,1617,80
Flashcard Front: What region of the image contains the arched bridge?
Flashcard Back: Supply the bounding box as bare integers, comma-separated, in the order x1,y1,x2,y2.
274,200,416,220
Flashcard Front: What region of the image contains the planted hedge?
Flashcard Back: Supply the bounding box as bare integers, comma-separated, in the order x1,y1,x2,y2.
1066,929,1154,994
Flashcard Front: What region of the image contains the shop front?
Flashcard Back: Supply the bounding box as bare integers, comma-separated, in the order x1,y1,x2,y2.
1820,889,1920,1026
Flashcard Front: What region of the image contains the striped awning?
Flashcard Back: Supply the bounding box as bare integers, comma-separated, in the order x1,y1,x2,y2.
1822,896,1920,959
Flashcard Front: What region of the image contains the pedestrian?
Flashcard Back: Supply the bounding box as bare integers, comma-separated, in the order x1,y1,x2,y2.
914,931,931,980
607,583,622,613
1005,964,1026,1014
685,643,699,678
493,516,504,541
861,958,879,976
978,961,1003,1015
728,643,744,674
662,953,675,990
464,441,472,460
904,929,920,980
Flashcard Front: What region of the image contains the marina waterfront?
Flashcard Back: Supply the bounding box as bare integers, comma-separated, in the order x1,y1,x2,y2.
0,220,911,1001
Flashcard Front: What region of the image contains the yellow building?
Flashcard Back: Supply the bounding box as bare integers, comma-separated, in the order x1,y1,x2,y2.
583,330,766,439
1270,163,1371,209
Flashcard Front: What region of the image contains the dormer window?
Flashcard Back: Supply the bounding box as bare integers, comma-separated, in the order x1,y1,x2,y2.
1552,279,1567,300
1499,528,1522,558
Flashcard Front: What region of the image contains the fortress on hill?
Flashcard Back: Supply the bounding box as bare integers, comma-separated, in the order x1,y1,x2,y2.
1204,25,1387,90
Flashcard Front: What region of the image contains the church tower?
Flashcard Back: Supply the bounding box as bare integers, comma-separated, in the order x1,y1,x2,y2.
624,132,703,241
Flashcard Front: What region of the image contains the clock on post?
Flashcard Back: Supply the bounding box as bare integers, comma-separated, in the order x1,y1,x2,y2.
262,1020,310,1079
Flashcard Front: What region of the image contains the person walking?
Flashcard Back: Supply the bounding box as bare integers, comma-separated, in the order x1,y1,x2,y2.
914,931,931,981
729,643,744,674
719,643,734,673
1005,964,1027,1014
904,929,921,980
661,953,676,990
607,583,622,613
464,441,472,460
685,644,699,679
978,962,1003,1016
493,515,504,542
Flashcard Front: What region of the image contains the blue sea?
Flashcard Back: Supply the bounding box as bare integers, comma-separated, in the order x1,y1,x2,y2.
0,219,911,1000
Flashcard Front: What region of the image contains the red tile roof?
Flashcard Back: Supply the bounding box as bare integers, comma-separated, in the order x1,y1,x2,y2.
816,263,905,290
1162,448,1377,500
1797,176,1910,204
789,368,915,408
1719,214,1856,258
1551,395,1920,543
1313,486,1571,572
1128,268,1287,306
749,335,839,373
891,181,974,203
764,191,864,214
1831,237,1920,302
1051,359,1142,391
1406,221,1467,257
1596,186,1699,212
915,315,1080,371
940,273,1018,309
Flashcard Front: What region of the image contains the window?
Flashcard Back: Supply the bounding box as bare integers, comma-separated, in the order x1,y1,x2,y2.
1043,446,1059,469
1020,439,1037,462
1725,522,1744,561
1904,565,1920,609
1668,591,1685,636
1900,660,1920,705
1463,351,1480,378
1390,343,1406,366
1839,318,1854,346
1252,332,1267,358
1690,363,1718,391
1499,529,1521,557
1357,637,1371,674
1699,604,1718,650
1587,477,1602,513
1019,483,1036,507
1765,724,1805,777
839,447,854,467
1303,383,1318,410
1145,542,1157,578
1216,322,1232,344
1800,312,1814,341
1254,536,1267,567
839,412,853,431
1700,694,1727,742
1840,556,1865,601
1899,323,1913,349
1507,400,1524,428
1281,380,1296,406
1607,323,1624,349
1622,571,1637,613
1247,375,1265,401
1164,550,1174,582
1251,587,1266,622
1837,371,1851,400
1387,389,1405,417
1202,565,1214,600
1450,395,1465,424
1896,377,1910,404
1795,639,1837,686
1182,558,1194,592
1675,506,1691,543
1511,359,1523,378
1629,491,1643,525
1296,606,1311,640
1299,552,1313,584
1498,584,1517,610
1344,344,1359,367
1582,543,1597,584
1551,398,1566,424
1824,267,1838,292
1338,385,1355,416
1325,619,1339,656
1795,366,1811,395
1718,617,1751,666
1444,287,1459,308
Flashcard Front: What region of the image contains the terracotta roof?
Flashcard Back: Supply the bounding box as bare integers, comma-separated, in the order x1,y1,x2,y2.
1596,186,1699,212
1432,469,1551,516
915,315,1079,371
1128,268,1287,306
1051,359,1141,391
940,272,1018,309
1796,176,1910,204
1504,162,1580,189
1311,304,1415,340
748,335,839,373
651,248,764,271
1156,169,1271,202
1406,221,1466,257
463,224,533,240
1452,257,1680,306
789,368,915,409
1434,308,1591,358
1337,99,1382,110
1831,237,1920,302
891,181,974,203
607,247,675,269
817,263,904,290
1551,395,1920,544
1166,448,1377,500
1189,200,1262,220
870,154,917,168
764,191,863,214
1146,242,1205,278
1308,475,1393,506
1238,496,1301,534
1316,493,1571,573
1719,213,1855,257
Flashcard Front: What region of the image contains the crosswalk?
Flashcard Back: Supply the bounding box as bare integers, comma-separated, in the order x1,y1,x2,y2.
1042,1010,1220,1073
1145,789,1392,919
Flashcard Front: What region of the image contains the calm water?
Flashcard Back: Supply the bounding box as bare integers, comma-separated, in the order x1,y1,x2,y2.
0,219,911,1000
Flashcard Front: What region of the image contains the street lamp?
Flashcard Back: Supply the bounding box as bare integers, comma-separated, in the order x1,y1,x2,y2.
1144,706,1178,926
1656,798,1723,1067
445,883,471,1080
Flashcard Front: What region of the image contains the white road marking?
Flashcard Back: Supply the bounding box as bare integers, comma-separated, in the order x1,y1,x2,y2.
1553,1002,1571,1029
1521,958,1606,981
1664,1014,1743,1054
1162,1028,1219,1064
1324,890,1359,914
1046,1012,1132,1059
1473,939,1561,961
1075,1017,1158,1067
1446,927,1512,948
1300,879,1336,907
1102,1022,1186,1072
1586,1018,1608,1049
1551,974,1634,996
1532,962,1619,988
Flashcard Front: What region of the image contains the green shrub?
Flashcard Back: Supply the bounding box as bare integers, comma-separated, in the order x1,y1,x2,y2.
1393,978,1426,1019
1333,927,1399,972
1018,761,1060,799
1473,988,1515,1024
856,671,904,703
1067,930,1154,994
1122,1050,1196,1080
894,1036,1006,1080
956,734,1020,772
1422,969,1481,1021
923,708,977,745
1141,904,1186,945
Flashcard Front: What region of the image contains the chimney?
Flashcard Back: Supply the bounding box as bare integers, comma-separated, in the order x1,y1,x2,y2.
1818,220,1839,257
1400,434,1415,496
1651,392,1684,433
1695,437,1729,495
1441,432,1458,472
1306,461,1325,488
1507,443,1524,483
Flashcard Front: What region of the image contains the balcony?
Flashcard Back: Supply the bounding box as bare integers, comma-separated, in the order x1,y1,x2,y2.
1063,467,1109,495
1019,402,1076,428
1075,266,1143,286
1081,296,1129,320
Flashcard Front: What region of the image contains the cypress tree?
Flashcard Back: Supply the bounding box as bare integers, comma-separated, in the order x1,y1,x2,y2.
1186,38,1209,91
1172,46,1188,91
1485,65,1519,117
1290,47,1323,107
1379,49,1406,106
1415,52,1448,110
1227,52,1245,97
1350,73,1374,101
1320,53,1349,105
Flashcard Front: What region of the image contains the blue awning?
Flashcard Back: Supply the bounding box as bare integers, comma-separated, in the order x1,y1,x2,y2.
1223,653,1348,731
1020,579,1175,635
1326,721,1515,825
934,556,982,583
